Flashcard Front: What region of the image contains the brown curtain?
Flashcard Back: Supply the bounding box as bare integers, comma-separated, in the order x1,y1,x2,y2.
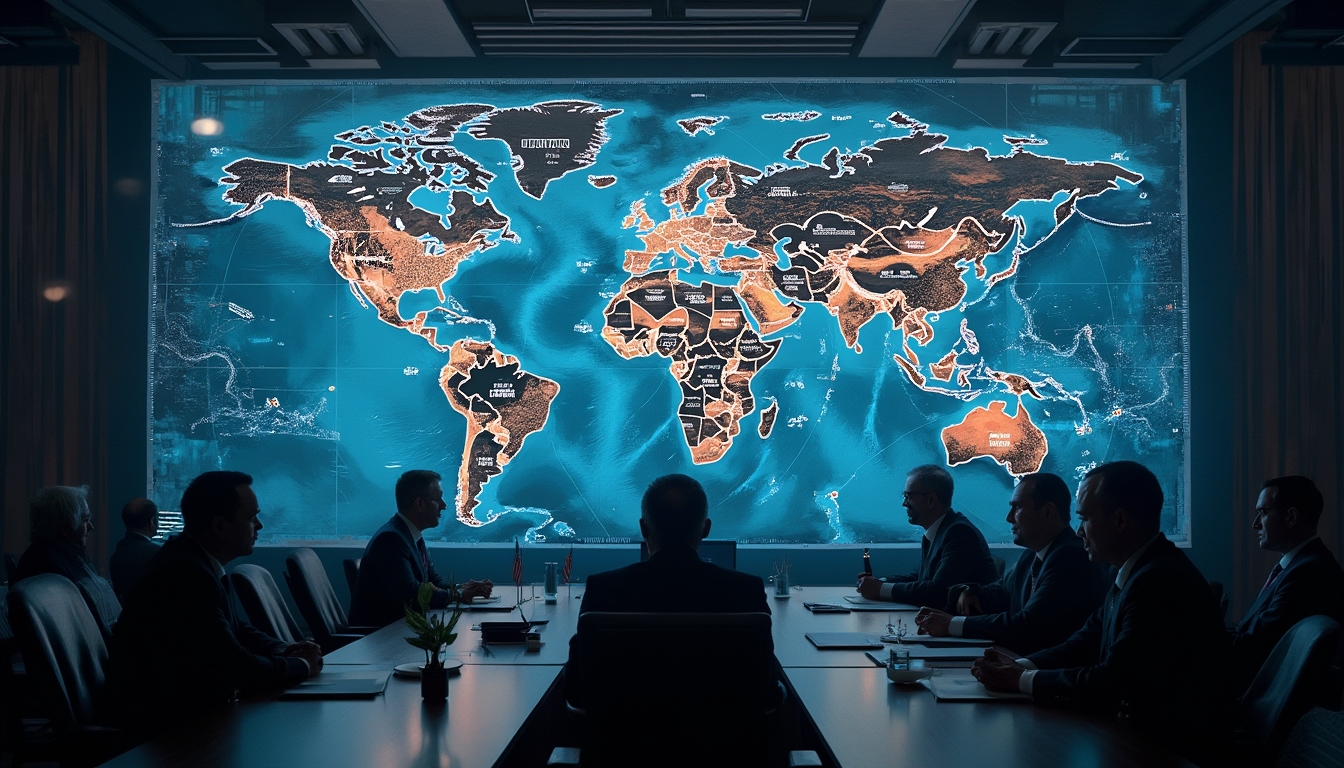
1231,31,1344,617
0,32,110,566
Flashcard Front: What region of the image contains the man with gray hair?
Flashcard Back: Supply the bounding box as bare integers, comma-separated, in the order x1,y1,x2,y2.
14,485,122,638
856,464,997,607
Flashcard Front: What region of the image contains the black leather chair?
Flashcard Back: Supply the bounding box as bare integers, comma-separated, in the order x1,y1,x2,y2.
230,564,305,645
1238,615,1344,759
7,574,129,765
283,548,377,652
343,558,361,604
555,611,816,768
1209,580,1230,624
1278,706,1344,768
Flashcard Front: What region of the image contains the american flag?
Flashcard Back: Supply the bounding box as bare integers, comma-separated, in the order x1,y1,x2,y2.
512,538,523,586
563,545,573,584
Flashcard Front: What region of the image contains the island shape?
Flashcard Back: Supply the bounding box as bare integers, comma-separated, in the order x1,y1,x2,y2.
601,270,779,464
440,340,560,524
467,100,622,200
941,399,1048,477
677,115,727,136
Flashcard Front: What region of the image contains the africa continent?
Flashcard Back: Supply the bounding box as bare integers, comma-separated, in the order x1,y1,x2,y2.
604,110,1140,472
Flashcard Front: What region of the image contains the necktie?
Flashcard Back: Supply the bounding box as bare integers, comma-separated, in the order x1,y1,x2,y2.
1100,584,1120,653
1024,557,1043,603
416,537,431,579
1259,563,1284,595
919,537,932,580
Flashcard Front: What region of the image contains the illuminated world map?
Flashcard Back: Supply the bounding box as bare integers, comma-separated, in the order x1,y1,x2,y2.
152,81,1188,545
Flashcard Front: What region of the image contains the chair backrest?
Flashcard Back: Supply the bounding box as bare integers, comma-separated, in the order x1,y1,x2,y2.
1278,706,1344,768
230,564,303,645
6,573,109,730
1241,615,1344,751
343,558,361,603
1209,580,1230,624
284,547,348,648
3,553,16,585
573,611,775,764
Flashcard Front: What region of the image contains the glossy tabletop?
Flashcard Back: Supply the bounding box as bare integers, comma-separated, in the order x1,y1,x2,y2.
785,666,1194,768
770,586,923,668
100,664,560,768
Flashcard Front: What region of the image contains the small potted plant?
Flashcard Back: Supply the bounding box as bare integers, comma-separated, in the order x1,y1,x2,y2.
404,581,464,703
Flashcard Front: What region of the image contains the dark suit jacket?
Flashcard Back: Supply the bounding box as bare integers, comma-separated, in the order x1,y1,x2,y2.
109,532,160,602
349,515,452,627
1231,537,1344,691
105,535,308,731
883,510,998,607
565,545,771,706
960,528,1109,654
14,538,121,641
1027,535,1231,757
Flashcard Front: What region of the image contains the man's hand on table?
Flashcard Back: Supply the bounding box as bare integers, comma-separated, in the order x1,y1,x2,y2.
971,647,1024,693
282,641,324,677
461,579,494,600
855,576,885,600
914,607,953,636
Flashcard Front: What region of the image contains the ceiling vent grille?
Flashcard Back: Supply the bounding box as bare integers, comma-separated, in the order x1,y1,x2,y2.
471,22,858,56
273,22,365,58
965,22,1055,57
159,37,277,56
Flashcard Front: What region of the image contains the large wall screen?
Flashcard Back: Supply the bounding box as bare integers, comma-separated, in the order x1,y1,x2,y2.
151,80,1188,545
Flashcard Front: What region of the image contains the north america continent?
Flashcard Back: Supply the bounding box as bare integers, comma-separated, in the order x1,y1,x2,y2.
440,340,560,524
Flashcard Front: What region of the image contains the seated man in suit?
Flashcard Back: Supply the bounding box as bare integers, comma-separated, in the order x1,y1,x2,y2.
109,497,161,601
972,461,1230,760
856,464,997,607
1231,475,1344,691
106,471,322,733
913,472,1109,654
348,469,492,627
14,485,122,640
565,473,772,707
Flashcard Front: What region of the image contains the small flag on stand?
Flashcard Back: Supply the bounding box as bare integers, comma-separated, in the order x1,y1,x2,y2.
563,545,574,584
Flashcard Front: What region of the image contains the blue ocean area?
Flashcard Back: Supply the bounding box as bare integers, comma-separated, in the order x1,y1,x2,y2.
152,81,1188,545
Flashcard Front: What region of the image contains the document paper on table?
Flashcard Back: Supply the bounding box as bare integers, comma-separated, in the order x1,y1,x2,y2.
843,595,919,611
927,673,1031,701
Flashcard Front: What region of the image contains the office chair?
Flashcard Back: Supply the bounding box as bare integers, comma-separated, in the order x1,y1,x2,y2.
1208,580,1230,624
283,548,378,652
1278,706,1344,768
229,564,304,645
553,611,819,768
1238,615,1344,759
7,574,130,766
343,558,361,603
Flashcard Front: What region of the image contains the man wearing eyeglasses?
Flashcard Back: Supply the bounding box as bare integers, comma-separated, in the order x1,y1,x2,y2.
1230,475,1344,692
856,464,997,607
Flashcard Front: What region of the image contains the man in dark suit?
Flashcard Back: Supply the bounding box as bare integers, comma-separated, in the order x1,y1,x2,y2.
348,469,492,627
106,471,322,733
1231,475,1344,691
972,461,1230,760
109,497,161,602
565,473,771,705
856,464,997,607
15,485,122,640
913,472,1109,654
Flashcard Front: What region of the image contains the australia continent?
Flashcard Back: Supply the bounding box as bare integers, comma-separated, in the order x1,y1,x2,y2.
941,399,1048,476
440,340,560,524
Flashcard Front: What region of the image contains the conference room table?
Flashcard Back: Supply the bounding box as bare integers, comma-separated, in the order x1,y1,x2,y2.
100,585,1193,767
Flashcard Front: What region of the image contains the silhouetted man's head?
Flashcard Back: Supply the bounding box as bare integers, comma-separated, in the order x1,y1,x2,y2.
640,474,711,554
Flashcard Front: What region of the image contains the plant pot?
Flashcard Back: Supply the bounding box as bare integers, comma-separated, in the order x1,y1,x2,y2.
421,664,449,702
